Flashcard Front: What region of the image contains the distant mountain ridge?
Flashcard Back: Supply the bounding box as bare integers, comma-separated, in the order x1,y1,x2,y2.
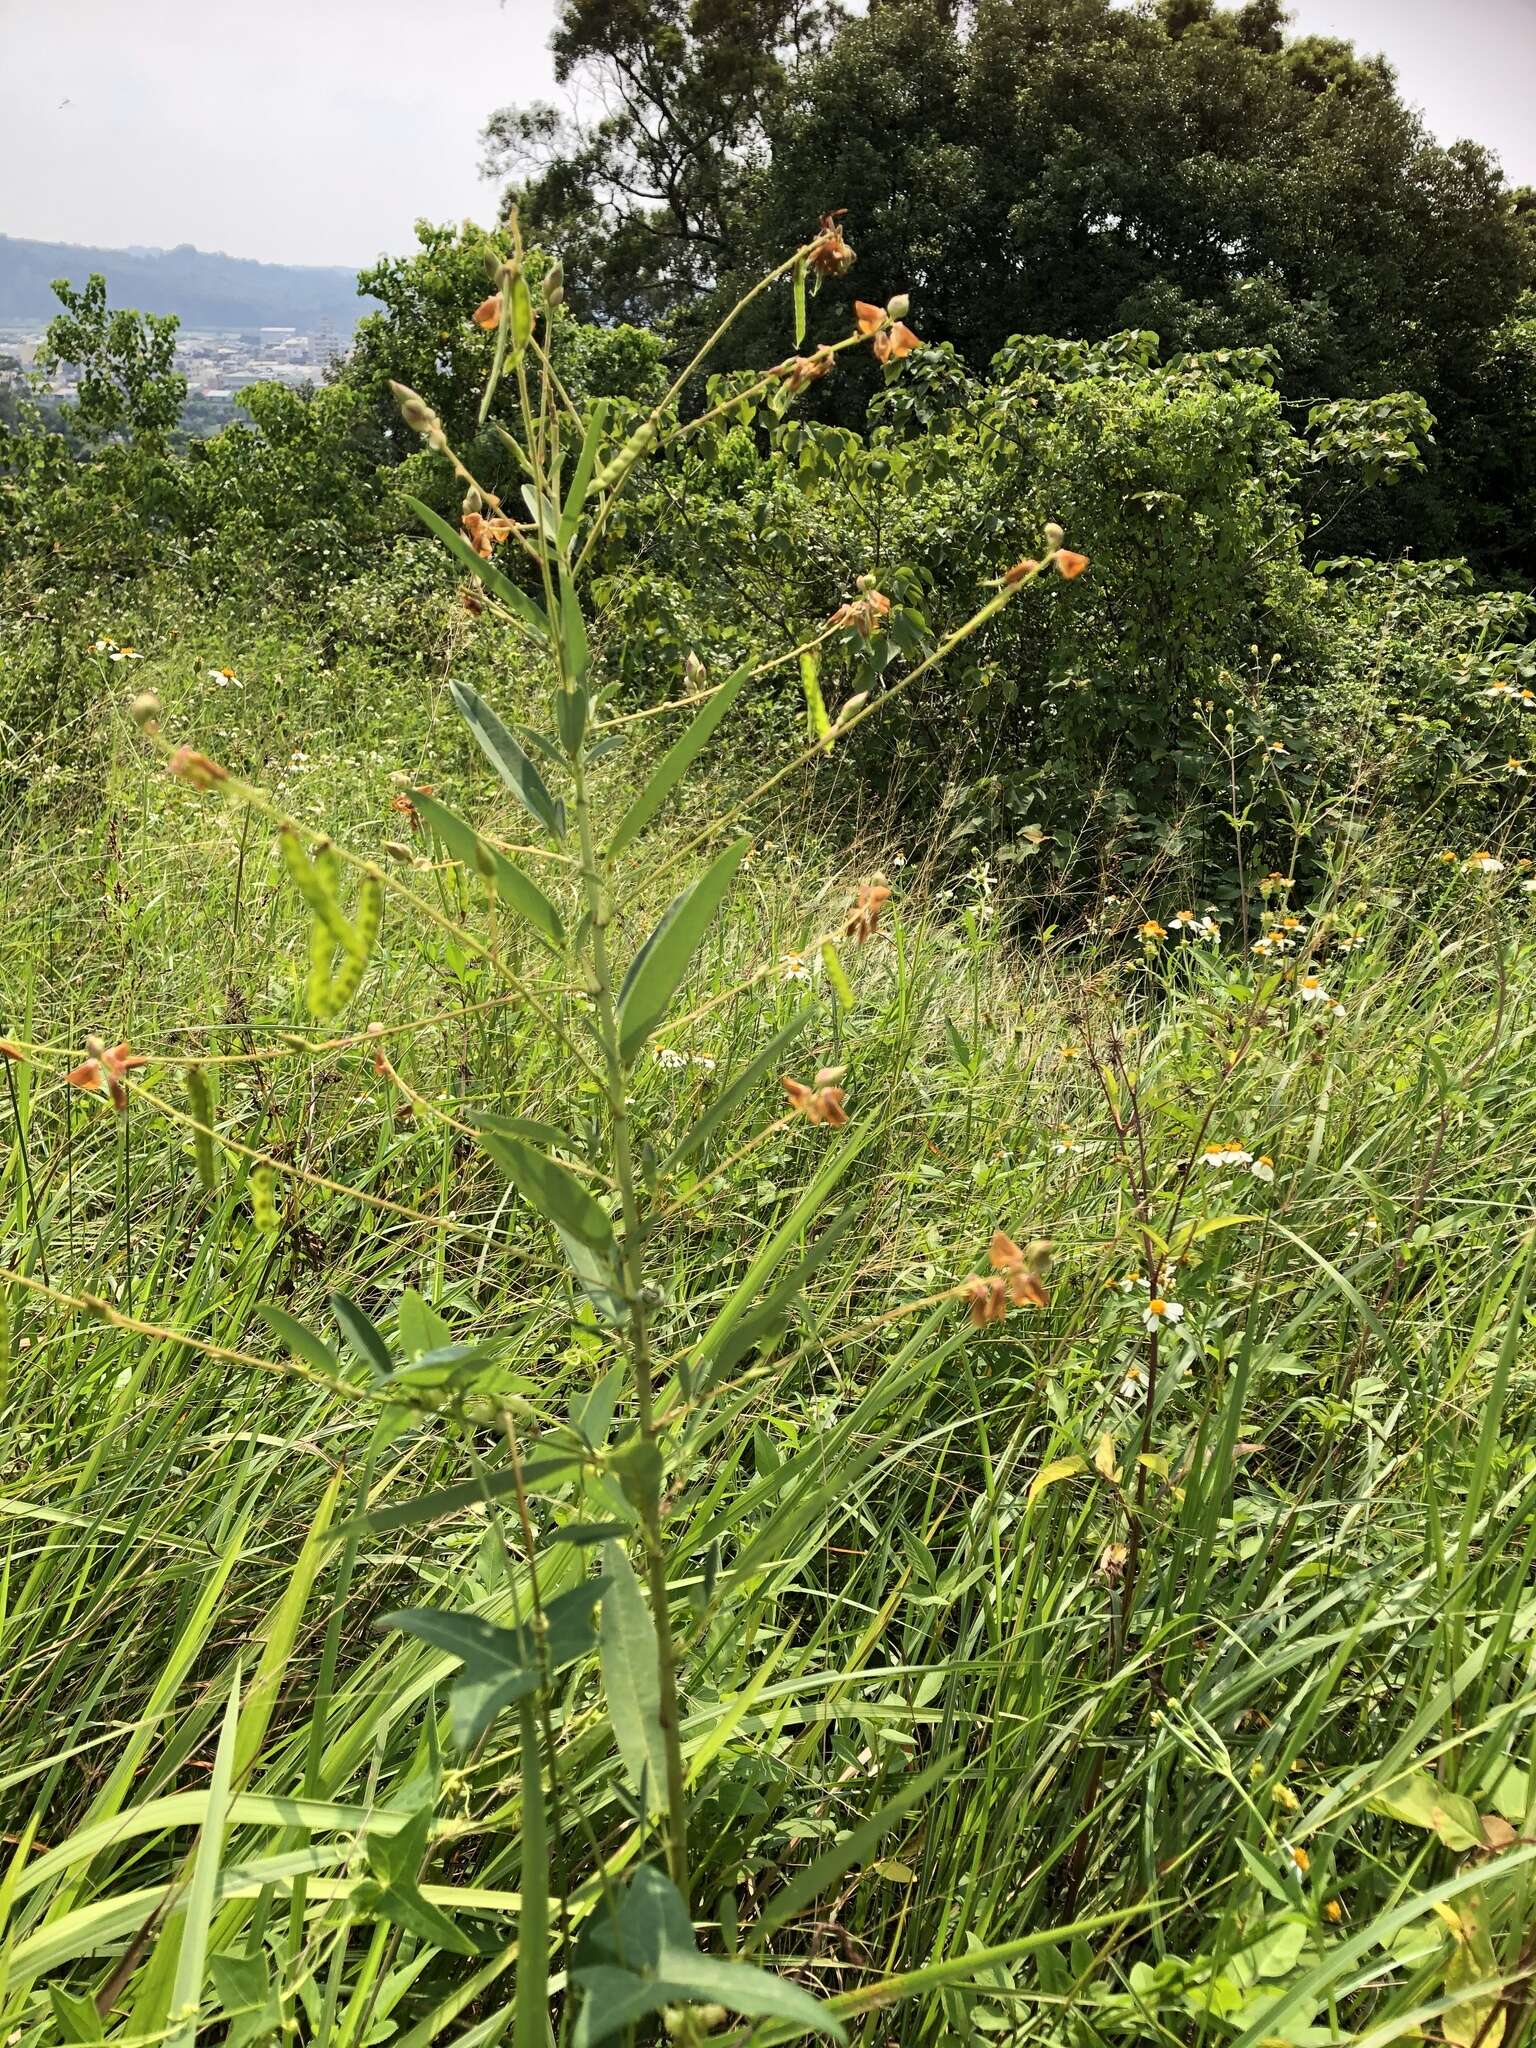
0,235,377,330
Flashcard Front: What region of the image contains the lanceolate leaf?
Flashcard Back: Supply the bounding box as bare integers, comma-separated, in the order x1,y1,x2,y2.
402,496,551,646
448,680,566,840
384,1580,606,1750
607,662,755,858
557,576,590,754
413,790,564,948
599,1544,669,1812
616,837,750,1066
558,399,609,552
478,1128,630,1325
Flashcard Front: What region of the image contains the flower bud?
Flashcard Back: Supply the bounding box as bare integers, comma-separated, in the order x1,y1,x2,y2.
542,261,565,310
886,293,910,321
388,380,445,446
129,691,162,730
462,483,483,517
684,650,707,688
1043,521,1065,549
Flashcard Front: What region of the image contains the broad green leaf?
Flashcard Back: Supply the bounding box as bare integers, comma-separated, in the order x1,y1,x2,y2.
572,1867,844,2048
479,1127,628,1324
1027,1457,1086,1507
475,1111,584,1155
330,1290,392,1378
616,836,749,1065
413,789,564,948
558,399,609,551
48,1988,103,2042
365,1449,587,1534
384,1581,605,1749
600,1543,669,1812
209,1950,279,2048
398,1288,455,1361
1367,1769,1483,1851
449,679,565,840
353,1877,483,1957
257,1304,339,1377
402,496,551,646
607,662,755,858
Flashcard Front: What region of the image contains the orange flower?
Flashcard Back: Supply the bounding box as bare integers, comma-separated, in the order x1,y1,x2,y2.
1054,549,1089,580
828,584,892,639
67,1038,148,1111
1002,558,1040,587
777,345,834,394
989,1229,1051,1308
843,877,893,943
807,211,855,279
874,320,921,365
964,1274,1012,1327
471,292,502,331
461,510,517,559
783,1067,848,1126
167,746,228,789
854,300,922,363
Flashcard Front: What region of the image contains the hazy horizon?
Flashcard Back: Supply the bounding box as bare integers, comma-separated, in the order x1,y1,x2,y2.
3,0,1532,272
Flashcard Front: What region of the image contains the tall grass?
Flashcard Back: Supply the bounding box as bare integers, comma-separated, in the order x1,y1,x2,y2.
4,257,1536,2044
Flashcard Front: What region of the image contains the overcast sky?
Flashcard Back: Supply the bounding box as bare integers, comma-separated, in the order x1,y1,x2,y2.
1,0,1532,270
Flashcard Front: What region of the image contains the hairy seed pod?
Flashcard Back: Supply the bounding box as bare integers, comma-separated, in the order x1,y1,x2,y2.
352,869,383,964
250,1163,280,1235
279,829,354,953
185,1067,218,1191
325,939,367,1014
591,418,657,496
306,917,338,1020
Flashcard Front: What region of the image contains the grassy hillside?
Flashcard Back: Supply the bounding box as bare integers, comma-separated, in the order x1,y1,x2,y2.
3,597,1536,2046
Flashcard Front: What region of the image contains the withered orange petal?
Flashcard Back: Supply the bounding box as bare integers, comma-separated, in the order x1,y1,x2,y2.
1012,1272,1050,1309
989,1228,1024,1272
853,300,885,336
1055,550,1089,580
472,293,502,331
66,1060,103,1092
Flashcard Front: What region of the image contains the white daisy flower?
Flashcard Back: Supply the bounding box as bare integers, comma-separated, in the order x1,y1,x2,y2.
108,645,142,661
1116,1362,1147,1403
1297,976,1330,1004
1467,851,1505,874
1250,1154,1275,1183
1142,1296,1184,1333
780,952,814,983
655,1047,688,1071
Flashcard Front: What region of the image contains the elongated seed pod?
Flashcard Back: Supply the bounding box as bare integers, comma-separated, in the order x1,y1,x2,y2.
590,417,657,497
306,916,338,1020
325,938,367,1014
279,829,354,953
353,869,383,961
250,1163,280,1234
185,1067,218,1191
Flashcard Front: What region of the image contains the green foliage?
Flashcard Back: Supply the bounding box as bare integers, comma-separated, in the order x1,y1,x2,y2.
36,273,186,444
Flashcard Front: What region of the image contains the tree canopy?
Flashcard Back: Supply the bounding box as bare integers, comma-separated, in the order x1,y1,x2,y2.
489,0,1535,564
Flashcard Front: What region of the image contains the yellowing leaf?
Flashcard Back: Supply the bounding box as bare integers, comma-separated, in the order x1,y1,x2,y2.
1027,1456,1085,1506
1093,1433,1120,1484
1368,1770,1484,1852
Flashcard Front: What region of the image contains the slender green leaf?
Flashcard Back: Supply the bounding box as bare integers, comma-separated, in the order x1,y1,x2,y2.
616,837,749,1065
599,1544,669,1812
166,1662,241,2048
558,400,609,552
414,790,564,948
402,497,551,645
448,680,565,840
608,662,755,858
513,1701,549,2048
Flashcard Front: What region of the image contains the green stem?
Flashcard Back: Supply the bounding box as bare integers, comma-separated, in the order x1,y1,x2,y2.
571,748,692,1903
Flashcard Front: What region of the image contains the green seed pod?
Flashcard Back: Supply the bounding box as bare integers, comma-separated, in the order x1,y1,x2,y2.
185,1066,218,1191
353,869,383,963
325,940,367,1015
591,417,657,497
279,829,354,953
250,1163,280,1235
306,916,338,1020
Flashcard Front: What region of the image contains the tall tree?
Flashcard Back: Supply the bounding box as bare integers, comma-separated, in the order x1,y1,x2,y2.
481,1,844,321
